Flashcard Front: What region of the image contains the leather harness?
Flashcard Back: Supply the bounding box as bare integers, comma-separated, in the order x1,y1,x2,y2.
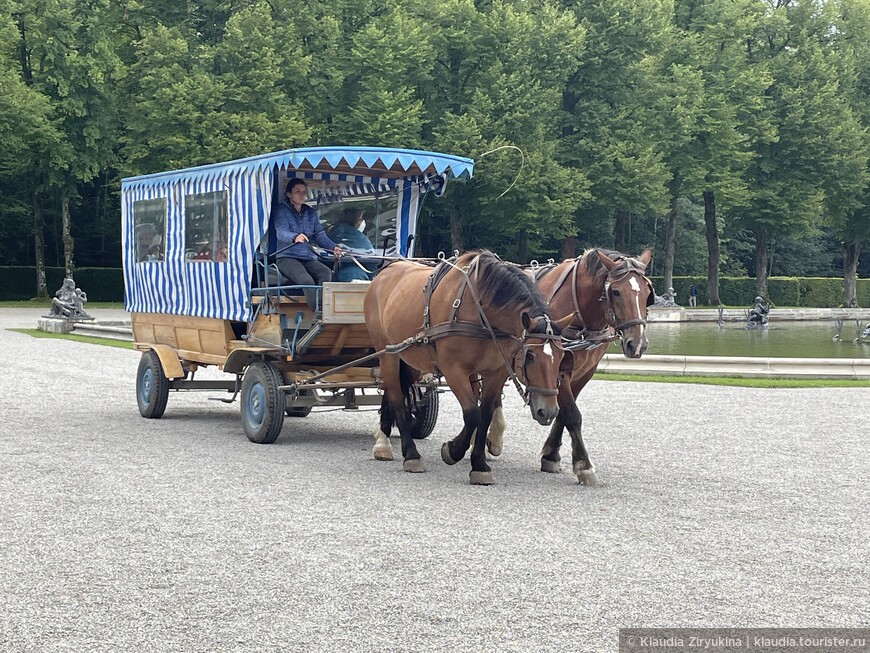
417,254,561,402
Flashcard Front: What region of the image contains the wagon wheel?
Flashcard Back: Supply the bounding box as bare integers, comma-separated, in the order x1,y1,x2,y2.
241,361,286,444
410,385,439,440
285,389,313,417
136,350,169,419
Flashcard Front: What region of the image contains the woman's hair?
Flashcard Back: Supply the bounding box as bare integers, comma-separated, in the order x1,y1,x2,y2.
286,178,307,194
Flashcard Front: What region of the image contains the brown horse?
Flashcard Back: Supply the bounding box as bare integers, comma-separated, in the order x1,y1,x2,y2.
528,247,654,485
364,250,566,485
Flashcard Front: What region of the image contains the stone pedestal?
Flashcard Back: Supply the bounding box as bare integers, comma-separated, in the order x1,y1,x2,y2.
37,317,76,334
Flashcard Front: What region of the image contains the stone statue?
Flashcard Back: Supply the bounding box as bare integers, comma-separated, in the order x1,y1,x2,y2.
746,296,770,328
45,277,93,320
652,286,679,307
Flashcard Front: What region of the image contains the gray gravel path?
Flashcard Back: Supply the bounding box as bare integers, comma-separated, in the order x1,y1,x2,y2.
1,309,868,652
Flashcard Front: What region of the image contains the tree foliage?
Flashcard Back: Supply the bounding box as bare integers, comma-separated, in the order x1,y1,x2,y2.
2,0,870,301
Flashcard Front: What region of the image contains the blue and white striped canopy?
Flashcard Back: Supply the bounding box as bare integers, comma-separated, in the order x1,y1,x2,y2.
121,147,474,321
122,146,474,190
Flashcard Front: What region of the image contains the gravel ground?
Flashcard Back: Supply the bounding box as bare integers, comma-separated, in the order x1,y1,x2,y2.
1,309,868,652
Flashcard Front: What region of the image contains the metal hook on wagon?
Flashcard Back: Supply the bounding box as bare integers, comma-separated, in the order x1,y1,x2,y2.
477,145,525,199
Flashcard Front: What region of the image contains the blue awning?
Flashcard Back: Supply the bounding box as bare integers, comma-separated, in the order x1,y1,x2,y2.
122,146,474,190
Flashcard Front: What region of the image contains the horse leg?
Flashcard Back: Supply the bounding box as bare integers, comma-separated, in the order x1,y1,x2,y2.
540,415,565,473
467,378,506,485
485,396,506,457
371,394,394,461
380,357,424,472
539,367,576,473
566,373,598,485
439,380,481,469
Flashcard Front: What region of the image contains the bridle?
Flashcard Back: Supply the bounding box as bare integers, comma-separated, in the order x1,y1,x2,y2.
601,265,654,334
516,314,563,404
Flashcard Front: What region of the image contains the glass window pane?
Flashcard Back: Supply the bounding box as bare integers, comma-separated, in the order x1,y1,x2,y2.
184,191,229,262
133,198,167,263
317,195,399,254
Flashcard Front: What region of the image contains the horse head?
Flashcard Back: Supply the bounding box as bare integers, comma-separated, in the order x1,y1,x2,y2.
596,248,654,359
518,312,565,426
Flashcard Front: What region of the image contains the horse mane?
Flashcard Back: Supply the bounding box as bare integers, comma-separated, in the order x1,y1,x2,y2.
458,250,549,316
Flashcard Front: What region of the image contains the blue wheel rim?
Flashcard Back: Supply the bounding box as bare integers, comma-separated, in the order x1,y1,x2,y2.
139,367,153,406
244,382,266,430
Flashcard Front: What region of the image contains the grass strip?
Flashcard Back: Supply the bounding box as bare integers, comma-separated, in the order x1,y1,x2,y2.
8,328,133,350
594,371,870,388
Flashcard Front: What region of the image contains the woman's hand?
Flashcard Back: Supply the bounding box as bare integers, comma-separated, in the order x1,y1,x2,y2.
294,233,309,244
333,246,343,258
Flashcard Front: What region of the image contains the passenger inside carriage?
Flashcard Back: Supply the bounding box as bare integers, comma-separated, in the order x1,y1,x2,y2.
329,207,377,282
272,178,343,312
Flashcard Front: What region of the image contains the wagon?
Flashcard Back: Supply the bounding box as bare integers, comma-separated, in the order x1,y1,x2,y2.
121,146,474,443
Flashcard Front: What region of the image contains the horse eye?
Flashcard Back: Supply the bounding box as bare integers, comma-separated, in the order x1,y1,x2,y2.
525,351,535,363
612,289,621,297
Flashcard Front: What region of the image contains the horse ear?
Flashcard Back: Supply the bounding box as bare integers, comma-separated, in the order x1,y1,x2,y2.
596,250,618,271
521,312,532,331
554,313,575,331
637,248,653,268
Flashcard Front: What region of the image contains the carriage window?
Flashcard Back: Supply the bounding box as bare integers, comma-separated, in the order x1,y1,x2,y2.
320,194,399,254
184,191,229,262
133,198,167,263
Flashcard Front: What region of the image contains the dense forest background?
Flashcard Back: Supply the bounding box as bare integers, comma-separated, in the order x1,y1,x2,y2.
3,0,870,302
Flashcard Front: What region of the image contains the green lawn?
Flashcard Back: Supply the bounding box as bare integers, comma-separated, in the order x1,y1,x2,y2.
8,328,133,350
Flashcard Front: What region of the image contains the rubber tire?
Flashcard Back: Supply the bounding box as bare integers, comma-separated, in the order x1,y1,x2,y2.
285,389,313,417
410,385,439,440
137,350,169,419
241,361,286,444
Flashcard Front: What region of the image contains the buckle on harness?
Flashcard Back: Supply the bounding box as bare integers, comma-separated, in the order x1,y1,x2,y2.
452,299,461,309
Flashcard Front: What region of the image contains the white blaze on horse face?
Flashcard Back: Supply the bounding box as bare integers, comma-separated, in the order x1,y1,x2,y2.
627,276,645,338
543,342,554,361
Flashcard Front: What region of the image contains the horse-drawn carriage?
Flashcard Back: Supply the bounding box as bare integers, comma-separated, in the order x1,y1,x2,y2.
122,146,472,444
123,145,656,484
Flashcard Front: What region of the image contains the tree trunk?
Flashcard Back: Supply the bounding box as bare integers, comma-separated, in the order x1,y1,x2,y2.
61,187,75,278
842,240,861,307
703,190,720,305
613,208,630,252
517,229,528,263
560,235,578,261
33,189,48,298
449,204,463,254
754,227,769,299
662,196,677,292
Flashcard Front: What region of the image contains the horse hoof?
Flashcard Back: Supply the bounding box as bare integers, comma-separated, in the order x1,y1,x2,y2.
469,471,495,485
403,458,426,473
540,458,562,474
575,464,598,486
486,439,503,457
372,444,394,461
441,442,459,465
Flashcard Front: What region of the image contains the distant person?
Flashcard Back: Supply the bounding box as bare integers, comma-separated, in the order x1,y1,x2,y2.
689,283,698,307
272,178,343,312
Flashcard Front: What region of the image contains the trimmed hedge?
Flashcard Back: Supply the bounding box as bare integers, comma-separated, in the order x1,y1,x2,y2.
2,266,868,307
649,275,870,307
0,267,124,302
